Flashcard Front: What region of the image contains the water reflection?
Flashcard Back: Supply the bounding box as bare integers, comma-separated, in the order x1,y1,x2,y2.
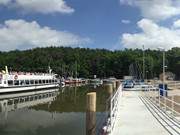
0,84,108,135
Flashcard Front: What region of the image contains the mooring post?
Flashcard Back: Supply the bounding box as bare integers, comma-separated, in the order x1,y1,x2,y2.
104,83,113,119
116,80,120,90
86,92,96,135
105,84,113,96
113,81,116,90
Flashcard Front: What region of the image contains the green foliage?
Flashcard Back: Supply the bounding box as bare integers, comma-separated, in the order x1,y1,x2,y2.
0,47,179,79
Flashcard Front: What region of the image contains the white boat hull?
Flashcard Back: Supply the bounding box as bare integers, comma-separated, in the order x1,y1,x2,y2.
0,84,59,93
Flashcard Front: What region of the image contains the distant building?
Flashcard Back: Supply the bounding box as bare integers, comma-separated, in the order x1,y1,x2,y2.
159,72,175,81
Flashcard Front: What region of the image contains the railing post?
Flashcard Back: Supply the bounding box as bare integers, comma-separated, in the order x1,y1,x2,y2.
86,92,96,135
159,88,160,107
172,95,174,116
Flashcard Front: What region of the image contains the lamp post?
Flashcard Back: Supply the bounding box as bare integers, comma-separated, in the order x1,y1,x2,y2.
158,47,166,89
163,49,165,91
158,47,166,108
146,70,148,83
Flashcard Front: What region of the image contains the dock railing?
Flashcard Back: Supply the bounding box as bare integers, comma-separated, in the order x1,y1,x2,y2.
104,83,123,135
142,85,180,121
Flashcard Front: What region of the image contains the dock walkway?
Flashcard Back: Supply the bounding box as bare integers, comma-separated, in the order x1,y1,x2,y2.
112,91,170,135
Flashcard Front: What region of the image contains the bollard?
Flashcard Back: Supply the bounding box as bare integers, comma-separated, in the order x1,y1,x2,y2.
113,81,116,90
86,92,96,135
116,80,120,90
104,84,113,114
104,84,113,96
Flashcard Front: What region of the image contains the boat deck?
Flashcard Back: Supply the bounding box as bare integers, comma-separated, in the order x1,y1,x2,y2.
112,91,170,135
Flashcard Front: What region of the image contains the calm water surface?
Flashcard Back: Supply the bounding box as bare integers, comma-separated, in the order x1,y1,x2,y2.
0,84,109,135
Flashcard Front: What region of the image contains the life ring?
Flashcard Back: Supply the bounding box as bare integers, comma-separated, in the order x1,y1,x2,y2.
14,75,18,80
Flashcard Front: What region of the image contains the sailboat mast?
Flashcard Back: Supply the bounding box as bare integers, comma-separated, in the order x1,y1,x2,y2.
75,61,77,78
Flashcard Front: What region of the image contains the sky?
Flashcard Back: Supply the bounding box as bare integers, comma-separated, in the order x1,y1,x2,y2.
0,0,180,51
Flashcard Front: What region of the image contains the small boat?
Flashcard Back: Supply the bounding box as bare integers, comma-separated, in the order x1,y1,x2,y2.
103,77,116,84
64,77,74,84
89,78,103,85
0,66,59,94
64,77,86,84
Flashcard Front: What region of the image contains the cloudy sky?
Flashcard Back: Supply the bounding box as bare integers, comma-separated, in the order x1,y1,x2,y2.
0,0,180,51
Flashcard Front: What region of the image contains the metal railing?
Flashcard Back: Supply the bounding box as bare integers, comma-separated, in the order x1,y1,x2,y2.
104,84,123,135
142,86,180,120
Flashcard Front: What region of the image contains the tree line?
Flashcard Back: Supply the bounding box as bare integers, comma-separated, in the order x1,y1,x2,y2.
0,47,179,79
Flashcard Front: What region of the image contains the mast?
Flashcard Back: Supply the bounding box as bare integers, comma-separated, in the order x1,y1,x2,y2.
48,66,52,74
5,66,9,74
143,45,145,80
75,61,77,79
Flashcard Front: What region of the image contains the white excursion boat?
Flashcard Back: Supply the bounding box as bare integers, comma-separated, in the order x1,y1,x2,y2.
0,66,59,93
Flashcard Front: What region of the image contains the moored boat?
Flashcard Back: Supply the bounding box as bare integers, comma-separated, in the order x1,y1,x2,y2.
89,78,103,85
103,77,116,84
0,66,59,93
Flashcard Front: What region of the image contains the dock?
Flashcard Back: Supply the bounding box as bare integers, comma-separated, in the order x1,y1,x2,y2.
113,91,169,135
105,83,180,135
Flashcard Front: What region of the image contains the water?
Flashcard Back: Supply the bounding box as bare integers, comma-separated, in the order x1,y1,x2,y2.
0,84,109,135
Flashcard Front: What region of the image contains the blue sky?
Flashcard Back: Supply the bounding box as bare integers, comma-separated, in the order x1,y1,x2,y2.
0,0,180,51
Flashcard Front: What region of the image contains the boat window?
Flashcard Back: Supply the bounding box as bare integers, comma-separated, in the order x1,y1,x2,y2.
46,80,48,83
8,100,13,105
30,80,34,84
35,80,38,84
49,80,52,83
8,80,13,86
14,80,19,85
52,80,54,83
20,98,24,103
39,80,42,84
14,99,19,104
43,80,45,84
20,80,25,85
25,97,29,102
4,81,6,84
25,80,30,85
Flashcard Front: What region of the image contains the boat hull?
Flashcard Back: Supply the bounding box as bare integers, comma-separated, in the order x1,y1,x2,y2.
0,84,59,94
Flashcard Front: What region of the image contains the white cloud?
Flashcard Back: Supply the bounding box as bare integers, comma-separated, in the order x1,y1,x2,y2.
121,19,130,24
0,0,11,5
0,0,74,14
120,0,180,21
121,19,180,50
0,19,91,51
173,19,180,28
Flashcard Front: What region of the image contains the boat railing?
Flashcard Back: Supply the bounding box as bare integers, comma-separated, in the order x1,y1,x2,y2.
9,72,54,76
